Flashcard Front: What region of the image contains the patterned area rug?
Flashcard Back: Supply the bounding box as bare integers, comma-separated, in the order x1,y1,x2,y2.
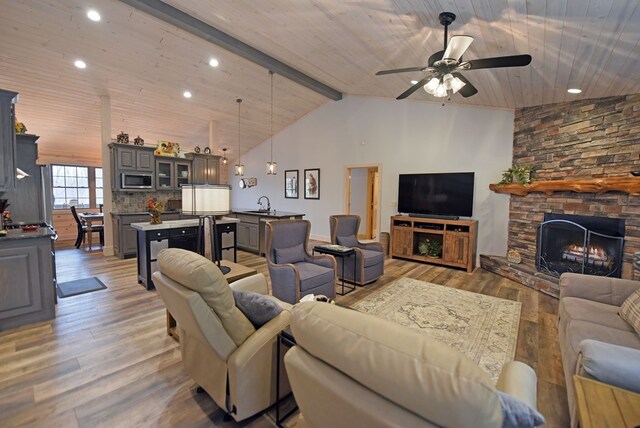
351,277,521,382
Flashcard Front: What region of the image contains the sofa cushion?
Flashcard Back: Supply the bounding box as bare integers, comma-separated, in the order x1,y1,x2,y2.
497,391,545,428
565,320,640,362
579,340,640,394
337,235,359,248
560,297,635,333
619,289,640,335
360,248,384,267
290,302,503,428
275,243,305,264
157,248,255,346
296,262,334,292
233,290,283,328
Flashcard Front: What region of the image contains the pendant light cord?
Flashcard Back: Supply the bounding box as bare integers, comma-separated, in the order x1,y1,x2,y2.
270,70,274,163
237,98,242,168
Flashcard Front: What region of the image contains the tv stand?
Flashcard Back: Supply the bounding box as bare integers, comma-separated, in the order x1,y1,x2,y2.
390,215,478,272
408,213,460,220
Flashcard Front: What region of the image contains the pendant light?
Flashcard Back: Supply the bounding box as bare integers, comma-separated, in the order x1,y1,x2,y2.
235,98,244,176
266,70,277,175
221,148,228,165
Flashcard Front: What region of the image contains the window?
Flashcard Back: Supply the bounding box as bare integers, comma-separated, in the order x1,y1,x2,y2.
52,165,103,210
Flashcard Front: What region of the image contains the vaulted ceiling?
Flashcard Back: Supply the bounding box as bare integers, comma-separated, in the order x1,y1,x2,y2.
1,0,639,162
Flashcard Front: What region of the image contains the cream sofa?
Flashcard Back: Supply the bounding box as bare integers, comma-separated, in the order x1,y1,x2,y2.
284,301,540,428
152,248,292,422
558,273,640,426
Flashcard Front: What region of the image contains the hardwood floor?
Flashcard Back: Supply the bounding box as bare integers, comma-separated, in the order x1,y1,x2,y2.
0,246,569,427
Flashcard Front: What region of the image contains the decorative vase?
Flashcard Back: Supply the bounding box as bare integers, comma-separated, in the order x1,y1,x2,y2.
150,211,162,224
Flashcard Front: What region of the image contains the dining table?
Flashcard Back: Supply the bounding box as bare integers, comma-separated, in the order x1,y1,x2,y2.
78,212,104,248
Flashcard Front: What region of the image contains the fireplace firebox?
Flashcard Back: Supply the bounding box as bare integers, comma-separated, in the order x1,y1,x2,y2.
536,213,624,278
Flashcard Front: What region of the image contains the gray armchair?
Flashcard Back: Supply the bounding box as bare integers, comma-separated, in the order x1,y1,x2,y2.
330,215,384,285
265,219,337,304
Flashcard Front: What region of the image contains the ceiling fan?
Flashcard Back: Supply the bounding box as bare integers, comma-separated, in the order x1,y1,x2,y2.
376,12,532,101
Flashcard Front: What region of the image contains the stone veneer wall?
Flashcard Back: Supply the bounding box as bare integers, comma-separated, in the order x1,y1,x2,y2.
508,94,640,279
111,191,182,213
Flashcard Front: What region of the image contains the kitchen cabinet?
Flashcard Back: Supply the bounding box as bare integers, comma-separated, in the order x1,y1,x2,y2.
233,211,305,255
2,134,43,223
186,153,220,184
0,89,18,193
109,144,156,191
156,158,191,190
0,231,56,331
238,221,259,253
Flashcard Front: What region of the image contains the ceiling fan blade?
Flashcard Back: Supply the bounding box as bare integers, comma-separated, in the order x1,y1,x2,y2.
443,35,474,61
396,75,432,100
376,66,428,76
463,54,532,70
451,73,478,98
428,50,445,67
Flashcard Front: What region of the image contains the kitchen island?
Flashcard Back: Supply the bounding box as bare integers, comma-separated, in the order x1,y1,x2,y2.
232,210,305,255
132,217,239,289
0,226,57,331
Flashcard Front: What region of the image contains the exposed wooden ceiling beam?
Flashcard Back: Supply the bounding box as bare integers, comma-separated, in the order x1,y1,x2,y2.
118,0,343,101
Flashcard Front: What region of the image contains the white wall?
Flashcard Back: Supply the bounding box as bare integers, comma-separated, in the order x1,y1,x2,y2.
349,168,368,235
230,95,513,257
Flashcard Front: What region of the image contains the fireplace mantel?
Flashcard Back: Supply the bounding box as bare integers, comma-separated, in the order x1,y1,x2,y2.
489,177,640,196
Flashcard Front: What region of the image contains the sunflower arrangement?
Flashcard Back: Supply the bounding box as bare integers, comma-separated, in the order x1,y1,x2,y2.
147,197,164,224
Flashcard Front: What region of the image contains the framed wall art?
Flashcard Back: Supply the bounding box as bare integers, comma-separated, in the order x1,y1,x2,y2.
284,170,299,199
304,168,320,200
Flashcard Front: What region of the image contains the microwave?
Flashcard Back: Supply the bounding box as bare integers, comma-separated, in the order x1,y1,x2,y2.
121,173,153,189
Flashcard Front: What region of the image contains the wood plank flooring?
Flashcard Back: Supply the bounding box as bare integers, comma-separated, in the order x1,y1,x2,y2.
0,246,569,427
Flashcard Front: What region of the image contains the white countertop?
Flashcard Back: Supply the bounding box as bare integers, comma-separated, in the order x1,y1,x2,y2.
131,217,240,231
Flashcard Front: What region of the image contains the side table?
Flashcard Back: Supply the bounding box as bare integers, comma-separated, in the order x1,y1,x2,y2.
166,260,258,341
312,245,356,296
573,375,640,428
276,327,297,427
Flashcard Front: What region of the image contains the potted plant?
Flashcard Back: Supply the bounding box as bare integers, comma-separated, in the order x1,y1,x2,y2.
147,197,164,224
418,238,442,258
499,165,534,185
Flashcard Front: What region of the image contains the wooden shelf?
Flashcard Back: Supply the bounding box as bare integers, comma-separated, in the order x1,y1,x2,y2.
489,177,640,196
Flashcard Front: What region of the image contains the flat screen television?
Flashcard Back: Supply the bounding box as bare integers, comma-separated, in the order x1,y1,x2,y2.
398,172,475,218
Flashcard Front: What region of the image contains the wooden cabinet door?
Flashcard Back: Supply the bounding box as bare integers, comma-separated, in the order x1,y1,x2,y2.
206,157,220,184
191,156,207,184
443,233,469,265
247,224,259,250
156,159,173,190
175,161,191,189
237,223,250,248
137,150,154,171
123,225,138,256
391,227,412,256
0,245,41,320
117,147,136,170
0,93,17,192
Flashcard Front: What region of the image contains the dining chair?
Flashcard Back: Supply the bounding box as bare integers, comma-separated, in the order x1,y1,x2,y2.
70,206,104,248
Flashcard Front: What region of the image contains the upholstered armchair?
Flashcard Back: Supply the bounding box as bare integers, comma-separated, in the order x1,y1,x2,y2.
152,248,291,422
285,302,541,428
330,215,384,285
265,219,337,304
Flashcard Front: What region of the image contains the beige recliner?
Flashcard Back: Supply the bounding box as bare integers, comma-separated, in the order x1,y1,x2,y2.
285,302,540,428
152,248,291,422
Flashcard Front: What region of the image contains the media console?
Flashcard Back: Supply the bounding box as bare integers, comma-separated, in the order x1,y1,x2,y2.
390,215,478,272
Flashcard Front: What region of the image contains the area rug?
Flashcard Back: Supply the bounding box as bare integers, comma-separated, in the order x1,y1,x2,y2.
350,277,521,382
57,277,107,298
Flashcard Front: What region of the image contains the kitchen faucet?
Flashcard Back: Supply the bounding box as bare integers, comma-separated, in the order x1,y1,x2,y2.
257,196,271,212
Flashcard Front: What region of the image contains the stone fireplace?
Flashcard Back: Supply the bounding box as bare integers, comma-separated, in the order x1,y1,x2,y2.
536,213,625,278
480,94,640,297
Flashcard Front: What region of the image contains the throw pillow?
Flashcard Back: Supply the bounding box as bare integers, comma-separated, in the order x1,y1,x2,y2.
275,243,305,264
497,391,545,428
233,290,283,328
619,289,640,335
337,235,359,248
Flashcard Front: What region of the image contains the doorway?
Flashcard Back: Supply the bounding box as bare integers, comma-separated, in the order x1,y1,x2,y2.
344,164,380,240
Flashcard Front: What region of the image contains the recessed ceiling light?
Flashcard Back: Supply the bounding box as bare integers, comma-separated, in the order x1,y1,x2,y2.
74,60,87,69
209,58,219,67
87,10,101,22
411,80,419,85
567,88,582,94
183,91,192,98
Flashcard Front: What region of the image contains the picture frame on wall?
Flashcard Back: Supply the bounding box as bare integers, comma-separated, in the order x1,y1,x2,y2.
304,168,320,200
284,170,299,199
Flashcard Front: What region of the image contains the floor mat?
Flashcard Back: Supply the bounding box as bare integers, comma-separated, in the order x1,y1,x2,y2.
57,277,107,298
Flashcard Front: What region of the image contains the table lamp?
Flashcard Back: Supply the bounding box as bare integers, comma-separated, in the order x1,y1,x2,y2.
182,184,231,274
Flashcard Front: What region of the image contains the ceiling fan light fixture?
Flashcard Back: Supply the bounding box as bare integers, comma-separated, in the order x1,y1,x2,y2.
424,77,440,95
449,76,466,93
235,98,244,176
434,84,448,98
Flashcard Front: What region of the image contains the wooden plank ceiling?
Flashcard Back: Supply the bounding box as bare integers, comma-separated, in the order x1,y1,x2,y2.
1,0,639,161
